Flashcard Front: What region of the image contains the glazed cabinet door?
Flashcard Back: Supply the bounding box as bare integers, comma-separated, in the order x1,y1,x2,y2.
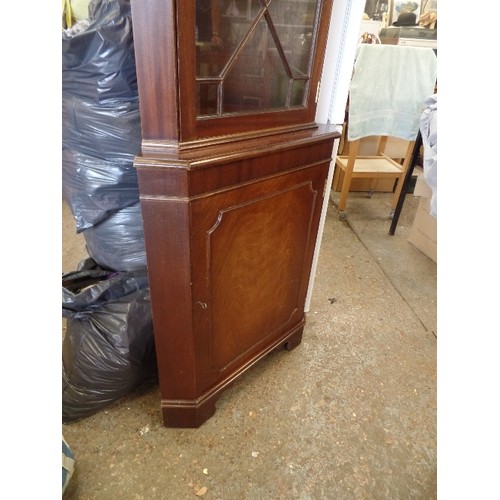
131,0,334,147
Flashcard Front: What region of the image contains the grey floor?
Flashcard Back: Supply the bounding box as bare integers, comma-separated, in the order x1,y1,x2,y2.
62,187,437,499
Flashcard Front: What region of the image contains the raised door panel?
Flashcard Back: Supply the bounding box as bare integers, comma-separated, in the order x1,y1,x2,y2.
190,163,328,394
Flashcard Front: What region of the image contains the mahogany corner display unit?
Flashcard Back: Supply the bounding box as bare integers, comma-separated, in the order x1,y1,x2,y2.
130,0,339,428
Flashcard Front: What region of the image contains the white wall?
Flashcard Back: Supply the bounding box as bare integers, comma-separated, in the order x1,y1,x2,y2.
305,0,364,311
316,0,365,126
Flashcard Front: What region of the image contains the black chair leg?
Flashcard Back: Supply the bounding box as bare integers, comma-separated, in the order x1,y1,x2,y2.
389,131,423,235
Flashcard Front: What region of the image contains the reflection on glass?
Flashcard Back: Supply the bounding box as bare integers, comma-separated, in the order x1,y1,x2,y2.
196,0,319,117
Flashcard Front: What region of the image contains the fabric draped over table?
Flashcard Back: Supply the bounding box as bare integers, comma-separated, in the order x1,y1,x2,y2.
347,44,437,142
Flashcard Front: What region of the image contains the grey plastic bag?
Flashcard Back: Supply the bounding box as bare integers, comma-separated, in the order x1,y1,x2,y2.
82,202,147,271
62,0,138,103
62,0,142,232
62,148,140,232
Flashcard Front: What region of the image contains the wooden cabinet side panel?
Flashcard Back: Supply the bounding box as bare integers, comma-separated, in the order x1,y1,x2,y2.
130,0,179,141
139,199,198,400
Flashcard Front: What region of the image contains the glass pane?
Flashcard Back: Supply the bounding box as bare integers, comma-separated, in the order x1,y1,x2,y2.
267,0,317,76
197,82,219,116
222,18,291,113
196,0,319,118
196,0,232,78
290,79,307,106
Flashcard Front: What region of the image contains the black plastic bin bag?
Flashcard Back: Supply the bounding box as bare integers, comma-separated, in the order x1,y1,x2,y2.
62,259,157,423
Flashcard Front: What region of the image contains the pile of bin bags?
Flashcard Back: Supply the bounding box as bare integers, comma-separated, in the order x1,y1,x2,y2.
62,0,146,272
62,0,157,422
62,259,157,423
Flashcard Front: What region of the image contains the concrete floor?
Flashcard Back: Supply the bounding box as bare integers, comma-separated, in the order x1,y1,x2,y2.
62,187,437,499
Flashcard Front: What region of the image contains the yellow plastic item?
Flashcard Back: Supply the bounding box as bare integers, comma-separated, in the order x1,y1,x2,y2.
71,0,91,21
62,0,72,28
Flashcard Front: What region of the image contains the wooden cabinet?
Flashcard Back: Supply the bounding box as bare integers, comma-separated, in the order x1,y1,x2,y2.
130,0,339,427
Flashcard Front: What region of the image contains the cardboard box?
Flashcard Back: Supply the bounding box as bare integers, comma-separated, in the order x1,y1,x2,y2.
408,176,436,262
412,170,432,198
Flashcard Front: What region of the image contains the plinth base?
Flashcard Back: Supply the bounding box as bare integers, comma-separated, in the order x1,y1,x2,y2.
160,325,304,428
